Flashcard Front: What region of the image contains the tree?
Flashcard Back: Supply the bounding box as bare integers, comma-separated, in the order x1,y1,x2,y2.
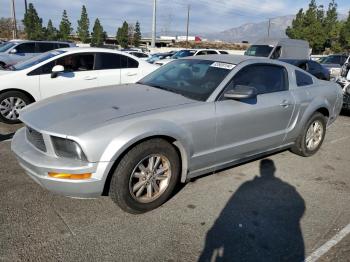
91,18,105,47
286,0,327,54
0,18,12,39
22,3,44,40
116,21,129,48
77,5,90,43
59,10,72,41
134,21,141,47
128,23,135,46
340,11,350,50
323,0,342,52
45,19,58,40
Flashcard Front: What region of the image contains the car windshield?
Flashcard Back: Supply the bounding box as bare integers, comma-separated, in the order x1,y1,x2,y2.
245,45,274,57
138,59,234,101
172,50,196,59
0,42,16,52
319,55,342,65
12,50,66,71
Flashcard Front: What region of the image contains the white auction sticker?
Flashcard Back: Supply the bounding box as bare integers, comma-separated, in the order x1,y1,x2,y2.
210,62,236,70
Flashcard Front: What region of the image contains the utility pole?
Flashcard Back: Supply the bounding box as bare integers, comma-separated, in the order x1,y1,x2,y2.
186,5,190,47
11,0,17,39
267,18,271,38
151,0,157,48
24,0,28,13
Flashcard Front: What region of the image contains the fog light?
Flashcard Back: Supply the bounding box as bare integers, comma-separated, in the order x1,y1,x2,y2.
48,172,92,180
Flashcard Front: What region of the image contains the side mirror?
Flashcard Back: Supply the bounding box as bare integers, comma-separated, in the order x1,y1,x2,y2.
51,65,64,78
224,85,258,100
9,49,17,54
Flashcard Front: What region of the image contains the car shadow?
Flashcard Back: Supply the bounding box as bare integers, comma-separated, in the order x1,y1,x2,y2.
198,159,305,262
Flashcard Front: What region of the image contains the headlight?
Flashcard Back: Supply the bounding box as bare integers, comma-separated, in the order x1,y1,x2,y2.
51,136,87,161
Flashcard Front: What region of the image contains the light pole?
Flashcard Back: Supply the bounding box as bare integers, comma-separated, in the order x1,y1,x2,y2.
151,0,157,48
186,5,190,47
11,0,17,39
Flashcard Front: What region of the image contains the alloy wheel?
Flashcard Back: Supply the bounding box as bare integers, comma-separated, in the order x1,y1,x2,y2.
0,97,26,121
129,154,172,203
305,120,324,151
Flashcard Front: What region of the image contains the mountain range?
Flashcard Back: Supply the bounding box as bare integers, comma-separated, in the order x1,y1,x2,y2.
146,13,348,43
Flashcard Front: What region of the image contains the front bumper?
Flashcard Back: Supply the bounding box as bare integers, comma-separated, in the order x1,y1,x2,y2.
11,128,108,198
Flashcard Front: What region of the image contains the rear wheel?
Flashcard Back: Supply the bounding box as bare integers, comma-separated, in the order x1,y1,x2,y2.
0,91,32,124
109,139,180,214
291,112,326,157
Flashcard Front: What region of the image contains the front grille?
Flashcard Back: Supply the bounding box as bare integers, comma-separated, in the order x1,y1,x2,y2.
26,126,47,152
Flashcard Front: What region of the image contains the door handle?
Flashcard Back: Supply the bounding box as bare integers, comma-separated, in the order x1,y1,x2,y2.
127,72,137,76
84,76,97,80
280,100,291,108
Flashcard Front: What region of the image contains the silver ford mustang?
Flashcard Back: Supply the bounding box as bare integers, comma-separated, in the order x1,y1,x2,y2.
12,55,343,213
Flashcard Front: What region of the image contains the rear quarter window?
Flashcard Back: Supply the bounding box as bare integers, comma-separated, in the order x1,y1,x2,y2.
295,70,313,86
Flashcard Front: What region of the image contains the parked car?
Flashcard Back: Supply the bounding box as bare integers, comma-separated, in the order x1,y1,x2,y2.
245,38,310,59
146,52,174,64
155,49,221,66
280,59,330,80
0,47,157,124
11,55,343,214
336,66,350,110
124,51,151,60
319,54,348,79
0,40,76,67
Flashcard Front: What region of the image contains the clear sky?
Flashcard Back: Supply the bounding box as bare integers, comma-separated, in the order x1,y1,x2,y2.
1,0,349,35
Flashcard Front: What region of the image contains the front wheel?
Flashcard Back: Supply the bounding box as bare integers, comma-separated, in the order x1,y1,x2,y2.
0,91,32,124
291,112,326,157
109,139,180,214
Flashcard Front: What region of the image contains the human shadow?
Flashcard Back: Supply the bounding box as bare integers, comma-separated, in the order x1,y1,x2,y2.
199,159,305,262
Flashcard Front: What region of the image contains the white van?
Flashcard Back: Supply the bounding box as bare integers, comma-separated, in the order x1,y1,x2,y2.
245,38,310,60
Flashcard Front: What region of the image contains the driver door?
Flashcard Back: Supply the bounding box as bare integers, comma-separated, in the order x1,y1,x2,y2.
214,64,295,165
38,53,99,99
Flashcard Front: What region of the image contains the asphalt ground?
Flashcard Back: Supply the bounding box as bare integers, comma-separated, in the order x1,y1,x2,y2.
0,114,349,262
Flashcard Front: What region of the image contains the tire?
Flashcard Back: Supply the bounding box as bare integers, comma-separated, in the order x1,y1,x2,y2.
109,138,180,214
0,91,32,124
291,112,327,157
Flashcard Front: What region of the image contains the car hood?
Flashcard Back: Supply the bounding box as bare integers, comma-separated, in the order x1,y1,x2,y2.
20,84,196,136
0,69,15,76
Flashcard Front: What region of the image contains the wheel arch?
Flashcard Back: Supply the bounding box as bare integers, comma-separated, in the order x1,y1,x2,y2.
102,134,190,196
0,88,36,103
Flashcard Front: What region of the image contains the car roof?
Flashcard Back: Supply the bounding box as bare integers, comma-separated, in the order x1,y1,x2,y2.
184,54,267,64
9,39,72,44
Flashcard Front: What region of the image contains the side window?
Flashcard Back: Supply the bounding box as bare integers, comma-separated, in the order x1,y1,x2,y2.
207,50,219,55
37,43,56,53
15,43,36,53
295,70,313,86
28,61,55,76
120,55,139,68
196,51,206,56
96,53,121,69
230,64,288,94
219,51,229,54
307,61,320,72
270,46,282,59
55,53,95,72
298,62,308,71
